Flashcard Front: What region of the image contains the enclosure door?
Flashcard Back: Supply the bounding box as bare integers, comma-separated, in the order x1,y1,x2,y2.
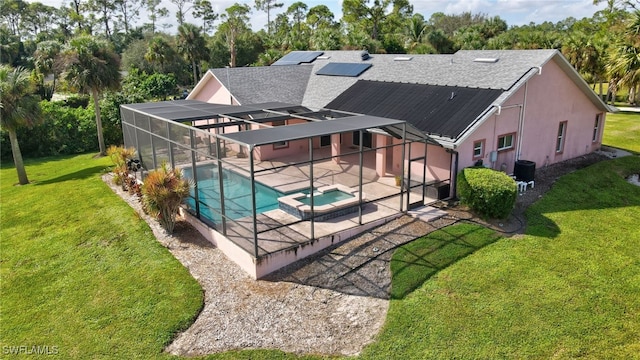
407,155,427,209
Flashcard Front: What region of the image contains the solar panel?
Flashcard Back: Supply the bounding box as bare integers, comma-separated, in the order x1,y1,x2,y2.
316,63,372,77
272,51,324,66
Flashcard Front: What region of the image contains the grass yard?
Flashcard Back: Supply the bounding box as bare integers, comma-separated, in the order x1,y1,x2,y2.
2,153,639,359
362,155,640,359
1,154,203,359
604,111,640,153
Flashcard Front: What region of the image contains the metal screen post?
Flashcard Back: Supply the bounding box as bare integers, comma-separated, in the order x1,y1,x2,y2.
166,121,174,167
216,137,227,235
249,146,259,258
399,124,407,213
358,130,364,225
190,129,200,217
423,142,428,200
309,138,314,240
406,138,412,211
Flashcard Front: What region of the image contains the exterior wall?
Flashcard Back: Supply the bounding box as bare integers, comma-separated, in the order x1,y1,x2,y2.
519,59,605,167
254,118,310,161
191,73,235,105
458,59,606,175
389,140,451,182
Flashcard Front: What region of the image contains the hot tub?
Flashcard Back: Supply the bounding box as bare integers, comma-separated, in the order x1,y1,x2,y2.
278,184,365,221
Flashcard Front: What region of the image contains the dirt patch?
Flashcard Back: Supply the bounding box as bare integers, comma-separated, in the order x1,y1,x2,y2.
100,152,609,356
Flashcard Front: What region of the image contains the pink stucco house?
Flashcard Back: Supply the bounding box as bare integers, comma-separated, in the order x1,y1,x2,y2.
120,49,614,277
188,49,613,198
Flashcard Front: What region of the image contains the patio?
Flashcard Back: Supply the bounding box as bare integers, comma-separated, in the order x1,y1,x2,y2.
120,100,446,278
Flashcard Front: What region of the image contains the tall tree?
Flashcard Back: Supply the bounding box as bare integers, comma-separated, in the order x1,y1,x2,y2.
0,0,27,37
176,23,209,85
86,0,117,37
193,0,218,34
219,3,251,67
254,0,283,34
115,0,142,35
342,0,412,41
144,0,169,33
306,5,337,30
0,65,43,185
171,0,193,26
61,36,121,156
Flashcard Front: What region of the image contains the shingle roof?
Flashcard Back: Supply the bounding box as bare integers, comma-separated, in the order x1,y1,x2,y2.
326,80,503,139
300,49,557,109
195,49,611,145
209,66,312,105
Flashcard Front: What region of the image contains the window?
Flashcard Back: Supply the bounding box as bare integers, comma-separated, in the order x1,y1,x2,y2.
352,131,372,148
593,114,602,142
272,120,288,149
497,133,514,151
556,121,567,153
473,139,485,159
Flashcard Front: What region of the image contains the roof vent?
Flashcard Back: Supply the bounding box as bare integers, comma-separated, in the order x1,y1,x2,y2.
393,56,413,61
361,50,370,61
473,57,499,63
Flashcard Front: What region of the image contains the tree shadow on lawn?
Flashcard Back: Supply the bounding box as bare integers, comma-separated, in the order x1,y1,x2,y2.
33,166,108,186
389,223,502,300
525,156,640,239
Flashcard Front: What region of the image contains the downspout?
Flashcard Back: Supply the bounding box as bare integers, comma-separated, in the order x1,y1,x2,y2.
516,82,528,161
450,149,459,199
516,66,541,160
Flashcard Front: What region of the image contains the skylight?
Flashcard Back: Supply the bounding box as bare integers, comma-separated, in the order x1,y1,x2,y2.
473,58,499,63
394,56,413,61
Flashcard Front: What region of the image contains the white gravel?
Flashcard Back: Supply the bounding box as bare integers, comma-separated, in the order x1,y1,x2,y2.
103,174,389,357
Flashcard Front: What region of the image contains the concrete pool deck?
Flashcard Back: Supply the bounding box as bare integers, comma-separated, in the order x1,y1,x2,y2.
184,146,446,278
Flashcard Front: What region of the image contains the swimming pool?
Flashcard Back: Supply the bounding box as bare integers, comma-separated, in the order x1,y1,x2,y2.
182,165,284,223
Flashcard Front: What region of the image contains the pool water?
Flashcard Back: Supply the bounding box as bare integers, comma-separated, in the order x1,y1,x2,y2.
298,190,354,206
183,165,284,223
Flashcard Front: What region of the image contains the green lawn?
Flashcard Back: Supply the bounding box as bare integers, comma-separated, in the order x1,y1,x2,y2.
2,154,639,359
362,155,640,359
604,111,640,153
1,154,203,359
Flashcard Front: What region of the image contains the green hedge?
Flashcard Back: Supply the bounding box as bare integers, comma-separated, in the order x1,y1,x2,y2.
458,166,517,219
1,94,133,161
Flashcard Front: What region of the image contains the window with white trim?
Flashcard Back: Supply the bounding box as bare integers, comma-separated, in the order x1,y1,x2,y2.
497,134,514,151
272,120,288,149
593,114,602,142
556,121,567,153
473,140,485,159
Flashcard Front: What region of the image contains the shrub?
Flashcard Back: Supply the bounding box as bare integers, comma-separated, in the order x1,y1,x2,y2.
457,167,517,219
141,163,191,234
107,145,136,189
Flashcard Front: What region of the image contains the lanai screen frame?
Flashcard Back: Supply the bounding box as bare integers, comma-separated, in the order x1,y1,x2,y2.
120,100,437,259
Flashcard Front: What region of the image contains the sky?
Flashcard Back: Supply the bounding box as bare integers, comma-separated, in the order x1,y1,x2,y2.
28,0,609,33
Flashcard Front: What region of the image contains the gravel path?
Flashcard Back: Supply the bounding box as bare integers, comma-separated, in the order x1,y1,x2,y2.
101,152,611,356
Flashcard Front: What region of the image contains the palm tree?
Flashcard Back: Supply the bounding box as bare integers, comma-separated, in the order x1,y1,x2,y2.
61,35,121,156
406,14,427,52
607,11,640,105
33,40,62,95
0,65,43,185
176,23,209,85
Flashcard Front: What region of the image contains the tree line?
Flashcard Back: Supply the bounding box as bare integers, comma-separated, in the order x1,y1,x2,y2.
1,0,639,184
